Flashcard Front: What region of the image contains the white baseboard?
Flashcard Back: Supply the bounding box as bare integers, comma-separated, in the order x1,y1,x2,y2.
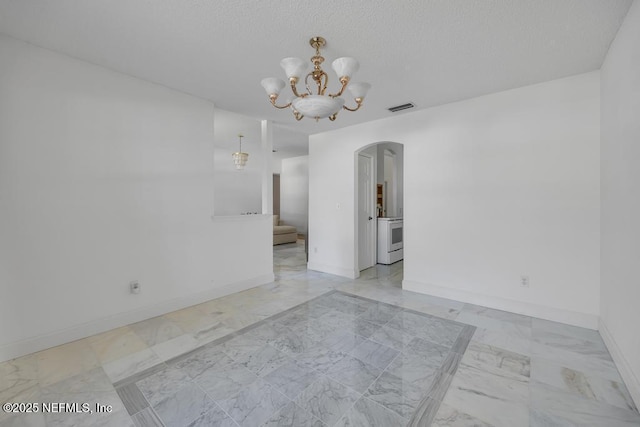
402,279,599,329
599,318,640,409
0,273,274,363
307,261,358,279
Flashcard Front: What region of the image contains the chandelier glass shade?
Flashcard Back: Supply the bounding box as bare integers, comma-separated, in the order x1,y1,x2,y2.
261,37,371,122
232,134,248,170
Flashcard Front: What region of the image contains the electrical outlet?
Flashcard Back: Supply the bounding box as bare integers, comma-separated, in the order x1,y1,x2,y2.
520,275,529,288
130,281,141,294
314,247,318,253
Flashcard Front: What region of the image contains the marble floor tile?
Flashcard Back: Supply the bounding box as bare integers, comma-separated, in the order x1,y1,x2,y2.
0,386,41,424
449,326,476,355
186,405,238,427
390,312,464,347
532,328,611,362
455,311,531,342
151,334,200,362
368,324,416,352
269,310,313,331
116,382,149,415
261,401,324,427
531,341,622,383
263,359,320,400
471,326,533,356
405,397,442,427
400,301,460,321
336,396,408,426
216,378,290,427
191,321,236,346
461,340,531,379
322,332,368,354
130,316,185,347
431,402,493,427
294,376,360,426
45,407,135,427
102,348,163,383
440,363,530,426
269,329,320,355
136,365,190,406
530,381,640,426
532,318,603,344
460,303,532,328
163,306,218,332
357,302,402,325
0,412,47,427
349,318,383,338
530,357,636,412
234,344,292,377
87,326,149,364
217,311,270,332
451,362,530,400
35,339,100,387
0,355,39,404
404,337,450,367
40,384,130,426
315,310,360,331
384,353,441,390
153,382,216,427
220,334,266,360
441,384,529,427
170,345,230,380
325,355,382,394
193,361,258,402
350,339,399,370
40,368,113,399
364,371,425,418
294,343,349,374
131,407,164,427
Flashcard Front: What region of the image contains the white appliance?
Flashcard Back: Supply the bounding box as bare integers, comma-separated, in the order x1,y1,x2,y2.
377,217,403,264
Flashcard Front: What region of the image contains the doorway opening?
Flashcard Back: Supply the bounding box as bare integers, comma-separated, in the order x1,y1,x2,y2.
355,142,404,274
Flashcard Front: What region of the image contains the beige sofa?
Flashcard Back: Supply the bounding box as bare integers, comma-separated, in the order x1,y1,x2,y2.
273,215,297,245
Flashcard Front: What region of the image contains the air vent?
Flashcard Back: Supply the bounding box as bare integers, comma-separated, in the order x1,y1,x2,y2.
388,102,415,113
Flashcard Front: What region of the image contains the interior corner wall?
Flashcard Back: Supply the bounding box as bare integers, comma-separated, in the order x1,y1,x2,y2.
600,0,640,406
0,34,273,362
309,71,601,326
280,156,309,234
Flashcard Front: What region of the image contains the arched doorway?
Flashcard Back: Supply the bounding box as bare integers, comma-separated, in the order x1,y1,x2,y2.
355,142,404,273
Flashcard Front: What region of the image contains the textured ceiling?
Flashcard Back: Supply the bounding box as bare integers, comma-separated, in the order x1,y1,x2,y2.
0,0,632,135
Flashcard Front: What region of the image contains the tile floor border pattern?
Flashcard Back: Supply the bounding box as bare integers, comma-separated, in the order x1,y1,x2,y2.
113,289,476,427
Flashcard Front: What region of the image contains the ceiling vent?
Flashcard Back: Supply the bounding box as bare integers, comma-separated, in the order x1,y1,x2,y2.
388,102,415,113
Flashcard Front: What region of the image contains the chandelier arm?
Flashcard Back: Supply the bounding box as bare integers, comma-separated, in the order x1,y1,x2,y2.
304,73,317,96
293,111,304,121
342,98,364,112
329,77,349,98
269,95,292,109
289,78,306,98
319,73,329,95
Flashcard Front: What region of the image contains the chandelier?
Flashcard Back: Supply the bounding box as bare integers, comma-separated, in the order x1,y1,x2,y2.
261,37,371,122
232,134,248,170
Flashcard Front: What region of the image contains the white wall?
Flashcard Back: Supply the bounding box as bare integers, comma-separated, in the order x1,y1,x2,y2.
280,156,309,234
309,72,601,327
600,0,640,406
0,35,273,361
